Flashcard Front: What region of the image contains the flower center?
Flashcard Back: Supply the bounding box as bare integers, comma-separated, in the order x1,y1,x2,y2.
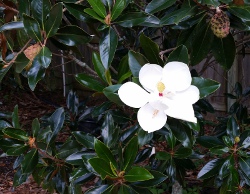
157,82,165,96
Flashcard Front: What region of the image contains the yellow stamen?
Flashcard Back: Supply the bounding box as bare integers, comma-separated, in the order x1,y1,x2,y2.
157,82,165,93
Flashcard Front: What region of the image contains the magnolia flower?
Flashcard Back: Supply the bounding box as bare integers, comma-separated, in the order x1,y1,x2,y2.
118,62,200,132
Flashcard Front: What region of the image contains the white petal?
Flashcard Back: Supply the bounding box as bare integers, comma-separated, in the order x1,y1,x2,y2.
148,92,168,111
165,103,197,123
162,61,191,92
138,104,167,132
174,85,200,104
118,82,149,108
139,64,163,92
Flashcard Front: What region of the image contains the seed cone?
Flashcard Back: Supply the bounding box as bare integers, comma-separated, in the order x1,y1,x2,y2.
210,8,230,38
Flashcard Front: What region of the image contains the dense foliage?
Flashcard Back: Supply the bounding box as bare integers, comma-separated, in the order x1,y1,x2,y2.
0,0,250,193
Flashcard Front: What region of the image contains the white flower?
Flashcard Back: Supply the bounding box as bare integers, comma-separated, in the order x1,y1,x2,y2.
118,62,200,132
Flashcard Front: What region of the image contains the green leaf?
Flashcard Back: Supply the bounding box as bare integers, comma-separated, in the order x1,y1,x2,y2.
155,151,171,161
14,53,30,73
44,3,63,38
27,58,46,91
19,0,30,19
103,85,123,105
13,168,29,187
0,21,24,32
228,6,250,21
88,158,116,179
12,105,20,129
140,33,163,65
196,136,224,148
174,147,192,159
31,0,51,30
128,51,148,77
55,25,92,46
137,128,153,147
124,167,154,182
210,146,230,155
48,107,65,142
145,0,176,14
32,118,40,138
72,131,94,149
116,12,148,27
84,8,105,23
64,3,89,21
66,151,93,166
111,0,125,21
6,144,29,156
212,34,236,70
226,116,240,140
132,170,168,187
56,140,81,159
191,77,220,98
92,52,106,83
101,113,119,148
167,45,189,64
197,158,224,179
239,157,250,178
123,136,138,171
99,27,118,69
87,0,106,18
190,22,214,65
118,185,139,194
36,46,52,68
94,138,117,167
23,15,42,42
85,185,110,194
21,148,38,174
3,128,29,141
75,73,105,92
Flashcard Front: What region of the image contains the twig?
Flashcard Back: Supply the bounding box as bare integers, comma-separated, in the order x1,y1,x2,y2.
159,47,176,56
0,3,19,13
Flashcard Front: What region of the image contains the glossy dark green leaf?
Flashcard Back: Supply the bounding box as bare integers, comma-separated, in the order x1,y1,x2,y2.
66,151,93,166
21,148,38,174
19,0,30,18
134,147,152,164
13,168,29,187
167,45,189,64
212,34,236,70
196,99,215,113
64,3,89,21
14,53,29,73
145,0,175,14
118,185,138,194
128,51,148,77
87,0,106,18
210,146,229,155
75,73,105,92
101,113,119,148
226,116,240,140
116,12,148,27
48,107,65,142
36,46,52,68
228,6,250,21
174,147,192,159
239,157,250,178
69,167,89,182
12,105,20,129
88,158,116,179
56,139,81,159
3,128,29,141
190,22,214,66
191,77,220,98
66,90,79,116
123,136,138,171
55,25,92,46
31,0,51,29
132,170,167,187
111,0,125,21
196,136,224,148
103,85,123,105
155,151,171,161
84,8,105,22
72,131,94,149
0,21,24,32
197,158,224,179
140,33,163,65
85,185,110,194
92,52,106,83
27,58,46,91
0,120,11,130
120,125,139,144
32,118,40,138
94,138,117,167
0,138,24,152
222,136,234,148
100,27,118,69
91,101,112,117
138,127,153,147
44,3,63,38
124,167,154,182
23,14,42,42
6,144,29,156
